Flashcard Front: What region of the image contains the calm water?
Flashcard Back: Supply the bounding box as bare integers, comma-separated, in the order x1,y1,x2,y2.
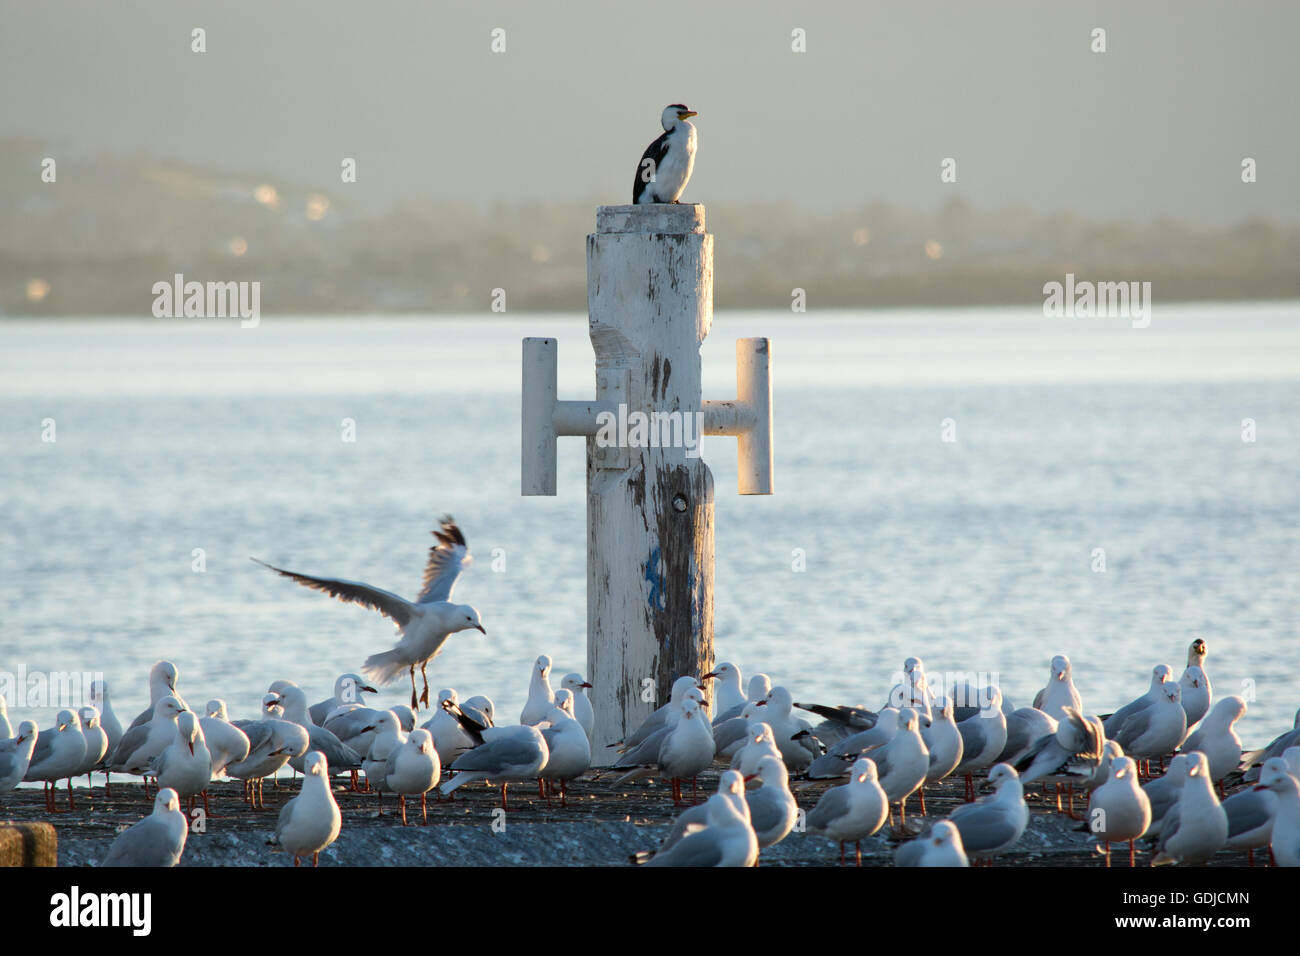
2,303,1298,749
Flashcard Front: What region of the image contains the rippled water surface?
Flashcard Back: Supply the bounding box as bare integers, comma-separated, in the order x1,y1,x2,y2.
2,304,1297,746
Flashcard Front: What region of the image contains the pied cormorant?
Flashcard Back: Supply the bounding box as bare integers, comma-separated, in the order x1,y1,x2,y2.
632,104,698,204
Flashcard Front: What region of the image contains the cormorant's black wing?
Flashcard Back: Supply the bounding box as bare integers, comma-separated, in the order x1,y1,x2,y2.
632,131,671,203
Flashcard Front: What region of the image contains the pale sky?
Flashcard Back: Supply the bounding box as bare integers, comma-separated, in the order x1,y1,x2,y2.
2,0,1297,224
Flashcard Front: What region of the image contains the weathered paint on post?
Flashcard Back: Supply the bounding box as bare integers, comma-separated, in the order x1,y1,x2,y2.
521,203,772,762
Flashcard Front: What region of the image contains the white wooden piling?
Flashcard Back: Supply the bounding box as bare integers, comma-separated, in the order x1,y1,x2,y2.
521,204,772,760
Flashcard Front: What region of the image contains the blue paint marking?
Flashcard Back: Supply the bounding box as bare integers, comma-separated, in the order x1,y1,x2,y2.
645,546,665,612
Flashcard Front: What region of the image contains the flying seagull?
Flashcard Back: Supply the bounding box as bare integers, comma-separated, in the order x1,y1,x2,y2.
253,515,485,710
632,104,698,204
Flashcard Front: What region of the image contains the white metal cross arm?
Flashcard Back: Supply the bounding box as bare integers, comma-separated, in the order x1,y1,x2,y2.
522,334,772,497
521,336,618,495
701,336,773,495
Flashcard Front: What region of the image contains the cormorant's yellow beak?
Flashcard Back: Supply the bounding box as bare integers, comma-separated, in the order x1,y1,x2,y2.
678,110,698,119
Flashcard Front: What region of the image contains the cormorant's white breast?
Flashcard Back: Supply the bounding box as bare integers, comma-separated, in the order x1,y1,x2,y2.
632,104,698,204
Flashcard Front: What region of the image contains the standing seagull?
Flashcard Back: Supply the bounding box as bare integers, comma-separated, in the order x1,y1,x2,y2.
254,515,486,709
101,788,188,867
632,104,698,204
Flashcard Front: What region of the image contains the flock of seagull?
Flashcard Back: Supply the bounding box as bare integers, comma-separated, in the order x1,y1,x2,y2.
3,516,1299,867
2,640,1299,868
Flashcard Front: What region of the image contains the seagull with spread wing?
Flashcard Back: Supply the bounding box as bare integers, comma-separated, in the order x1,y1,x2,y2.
253,516,486,710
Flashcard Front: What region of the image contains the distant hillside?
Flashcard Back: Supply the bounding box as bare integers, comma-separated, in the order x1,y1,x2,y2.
3,140,1297,316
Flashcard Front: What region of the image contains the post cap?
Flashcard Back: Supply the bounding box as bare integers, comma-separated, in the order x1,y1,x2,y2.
596,204,705,235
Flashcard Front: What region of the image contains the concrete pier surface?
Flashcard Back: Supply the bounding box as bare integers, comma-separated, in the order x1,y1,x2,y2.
0,772,1263,867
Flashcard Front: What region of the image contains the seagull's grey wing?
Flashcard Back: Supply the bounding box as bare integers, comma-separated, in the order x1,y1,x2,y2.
0,749,21,778
416,517,471,604
384,748,402,780
452,735,539,774
950,805,1016,855
108,723,153,771
958,718,989,759
232,721,274,753
795,703,877,730
830,725,889,756
870,746,895,782
805,751,857,781
102,817,180,867
622,704,671,749
746,788,787,836
150,747,171,777
894,833,930,867
1143,778,1181,828
1018,739,1069,784
28,731,55,768
645,827,726,867
323,708,381,742
127,704,155,732
712,704,747,725
1104,696,1147,737
540,726,560,751
807,785,854,833
655,802,710,854
251,559,413,627
1224,791,1273,839
1013,731,1054,775
1155,802,1183,856
1114,708,1154,751
1182,726,1206,754
712,717,750,753
273,795,298,843
309,727,362,770
1000,713,1030,758
613,726,672,769
307,700,334,726
1031,688,1046,711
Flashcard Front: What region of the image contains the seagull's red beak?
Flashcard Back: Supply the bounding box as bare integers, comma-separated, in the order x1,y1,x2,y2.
475,625,486,635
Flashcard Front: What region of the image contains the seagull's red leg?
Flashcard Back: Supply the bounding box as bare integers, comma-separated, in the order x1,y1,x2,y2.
399,794,408,826
421,791,428,824
919,786,927,816
1129,839,1136,868
856,841,862,867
